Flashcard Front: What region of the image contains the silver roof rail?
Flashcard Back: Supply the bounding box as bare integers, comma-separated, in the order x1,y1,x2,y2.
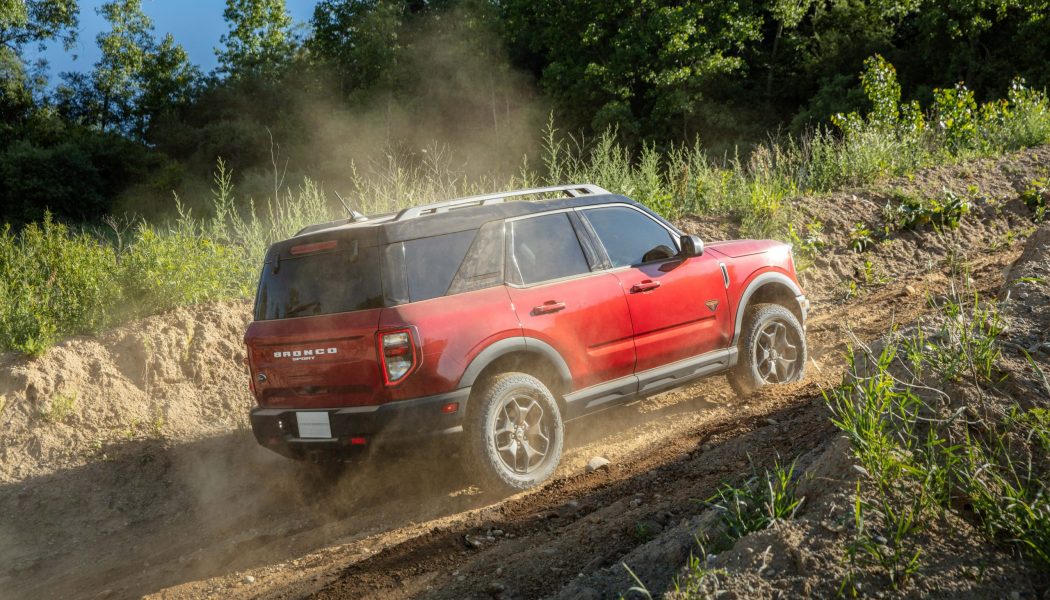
394,183,610,221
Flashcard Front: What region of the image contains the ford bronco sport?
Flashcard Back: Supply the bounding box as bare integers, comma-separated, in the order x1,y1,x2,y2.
245,184,809,491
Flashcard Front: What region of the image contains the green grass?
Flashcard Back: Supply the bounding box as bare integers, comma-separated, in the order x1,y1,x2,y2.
827,282,1049,592
706,459,804,543
1021,175,1049,222
41,390,77,424
2,57,1050,356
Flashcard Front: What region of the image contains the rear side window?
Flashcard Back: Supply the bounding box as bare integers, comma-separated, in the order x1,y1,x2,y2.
403,230,475,302
510,213,591,285
255,243,383,320
583,206,678,267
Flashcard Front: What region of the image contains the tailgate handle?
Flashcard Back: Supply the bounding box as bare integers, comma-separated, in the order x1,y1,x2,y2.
531,301,566,315
630,280,662,293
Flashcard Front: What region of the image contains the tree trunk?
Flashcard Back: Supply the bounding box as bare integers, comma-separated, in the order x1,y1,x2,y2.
766,21,784,98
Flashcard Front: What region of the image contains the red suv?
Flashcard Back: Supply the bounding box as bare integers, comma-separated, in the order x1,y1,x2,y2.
245,185,809,490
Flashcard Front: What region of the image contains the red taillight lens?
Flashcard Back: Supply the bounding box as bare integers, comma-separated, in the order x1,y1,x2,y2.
379,329,416,385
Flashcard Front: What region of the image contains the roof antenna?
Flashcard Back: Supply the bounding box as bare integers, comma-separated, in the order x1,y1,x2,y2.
334,190,368,222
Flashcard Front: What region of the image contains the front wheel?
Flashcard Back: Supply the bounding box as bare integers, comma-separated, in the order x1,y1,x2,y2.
727,303,807,397
465,372,564,492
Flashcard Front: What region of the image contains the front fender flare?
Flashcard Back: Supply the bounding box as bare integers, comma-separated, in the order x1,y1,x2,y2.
731,271,805,347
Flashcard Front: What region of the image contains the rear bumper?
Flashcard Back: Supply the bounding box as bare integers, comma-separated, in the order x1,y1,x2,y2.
250,387,470,460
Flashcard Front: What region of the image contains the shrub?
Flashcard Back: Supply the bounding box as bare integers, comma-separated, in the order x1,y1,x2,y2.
891,189,971,231
933,84,979,152
706,460,804,542
118,222,253,316
0,216,122,355
1021,176,1048,222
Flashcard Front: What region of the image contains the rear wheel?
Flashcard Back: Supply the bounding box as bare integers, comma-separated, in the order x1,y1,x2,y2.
727,303,807,397
465,372,564,492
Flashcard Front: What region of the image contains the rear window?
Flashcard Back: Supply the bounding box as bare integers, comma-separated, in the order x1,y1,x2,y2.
254,243,383,320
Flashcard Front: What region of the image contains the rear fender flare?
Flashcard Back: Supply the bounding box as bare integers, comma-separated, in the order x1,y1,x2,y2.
458,337,572,392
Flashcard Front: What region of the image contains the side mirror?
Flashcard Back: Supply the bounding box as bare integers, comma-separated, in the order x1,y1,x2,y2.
679,234,704,257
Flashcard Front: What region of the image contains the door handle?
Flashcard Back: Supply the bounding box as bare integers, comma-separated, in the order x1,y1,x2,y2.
531,301,566,315
630,280,661,293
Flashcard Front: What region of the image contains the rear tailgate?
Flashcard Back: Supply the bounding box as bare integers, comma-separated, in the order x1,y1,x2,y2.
245,309,384,408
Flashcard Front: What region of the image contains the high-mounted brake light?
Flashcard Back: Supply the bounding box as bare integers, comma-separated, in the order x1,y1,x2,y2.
290,240,337,255
379,329,417,385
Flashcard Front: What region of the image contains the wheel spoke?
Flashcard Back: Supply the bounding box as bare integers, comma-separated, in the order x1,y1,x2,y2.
524,400,544,427
527,430,549,461
764,357,778,382
520,439,538,468
494,418,515,437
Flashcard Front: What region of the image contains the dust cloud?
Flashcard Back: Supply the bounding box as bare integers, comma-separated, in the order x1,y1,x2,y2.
227,6,547,215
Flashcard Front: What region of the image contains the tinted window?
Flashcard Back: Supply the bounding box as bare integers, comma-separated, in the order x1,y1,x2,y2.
255,243,382,320
447,220,505,296
404,230,476,302
584,206,678,267
511,213,591,284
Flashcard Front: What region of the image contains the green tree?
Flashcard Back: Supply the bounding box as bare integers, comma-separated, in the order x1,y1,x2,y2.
900,0,1050,94
216,0,296,79
93,0,153,132
138,33,200,136
67,0,198,136
308,0,404,98
1,0,78,124
501,0,763,143
0,0,78,52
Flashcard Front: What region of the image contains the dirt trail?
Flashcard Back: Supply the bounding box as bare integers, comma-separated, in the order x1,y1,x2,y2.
0,145,1047,600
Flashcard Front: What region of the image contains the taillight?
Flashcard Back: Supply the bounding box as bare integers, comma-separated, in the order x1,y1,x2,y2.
379,329,417,385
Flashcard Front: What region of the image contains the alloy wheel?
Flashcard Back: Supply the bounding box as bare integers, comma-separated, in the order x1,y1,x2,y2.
753,319,802,383
491,392,553,475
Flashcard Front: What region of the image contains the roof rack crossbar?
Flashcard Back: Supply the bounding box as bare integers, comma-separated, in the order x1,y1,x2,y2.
393,183,610,221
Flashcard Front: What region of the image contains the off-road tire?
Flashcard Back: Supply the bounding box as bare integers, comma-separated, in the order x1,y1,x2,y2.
727,303,807,397
465,372,564,492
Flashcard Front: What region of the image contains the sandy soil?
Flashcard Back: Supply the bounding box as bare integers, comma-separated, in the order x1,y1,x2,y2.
0,145,1047,600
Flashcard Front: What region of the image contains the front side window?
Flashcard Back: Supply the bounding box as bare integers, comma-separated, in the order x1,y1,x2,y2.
510,212,591,285
583,206,678,267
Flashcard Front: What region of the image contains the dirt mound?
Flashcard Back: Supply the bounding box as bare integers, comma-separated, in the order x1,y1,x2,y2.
0,300,252,483
797,145,1048,301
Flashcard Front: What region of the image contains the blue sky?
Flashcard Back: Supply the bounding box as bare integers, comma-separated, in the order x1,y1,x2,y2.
27,0,320,79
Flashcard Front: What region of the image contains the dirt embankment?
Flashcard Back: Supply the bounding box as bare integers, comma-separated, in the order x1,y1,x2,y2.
0,301,253,483
1,145,1048,600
